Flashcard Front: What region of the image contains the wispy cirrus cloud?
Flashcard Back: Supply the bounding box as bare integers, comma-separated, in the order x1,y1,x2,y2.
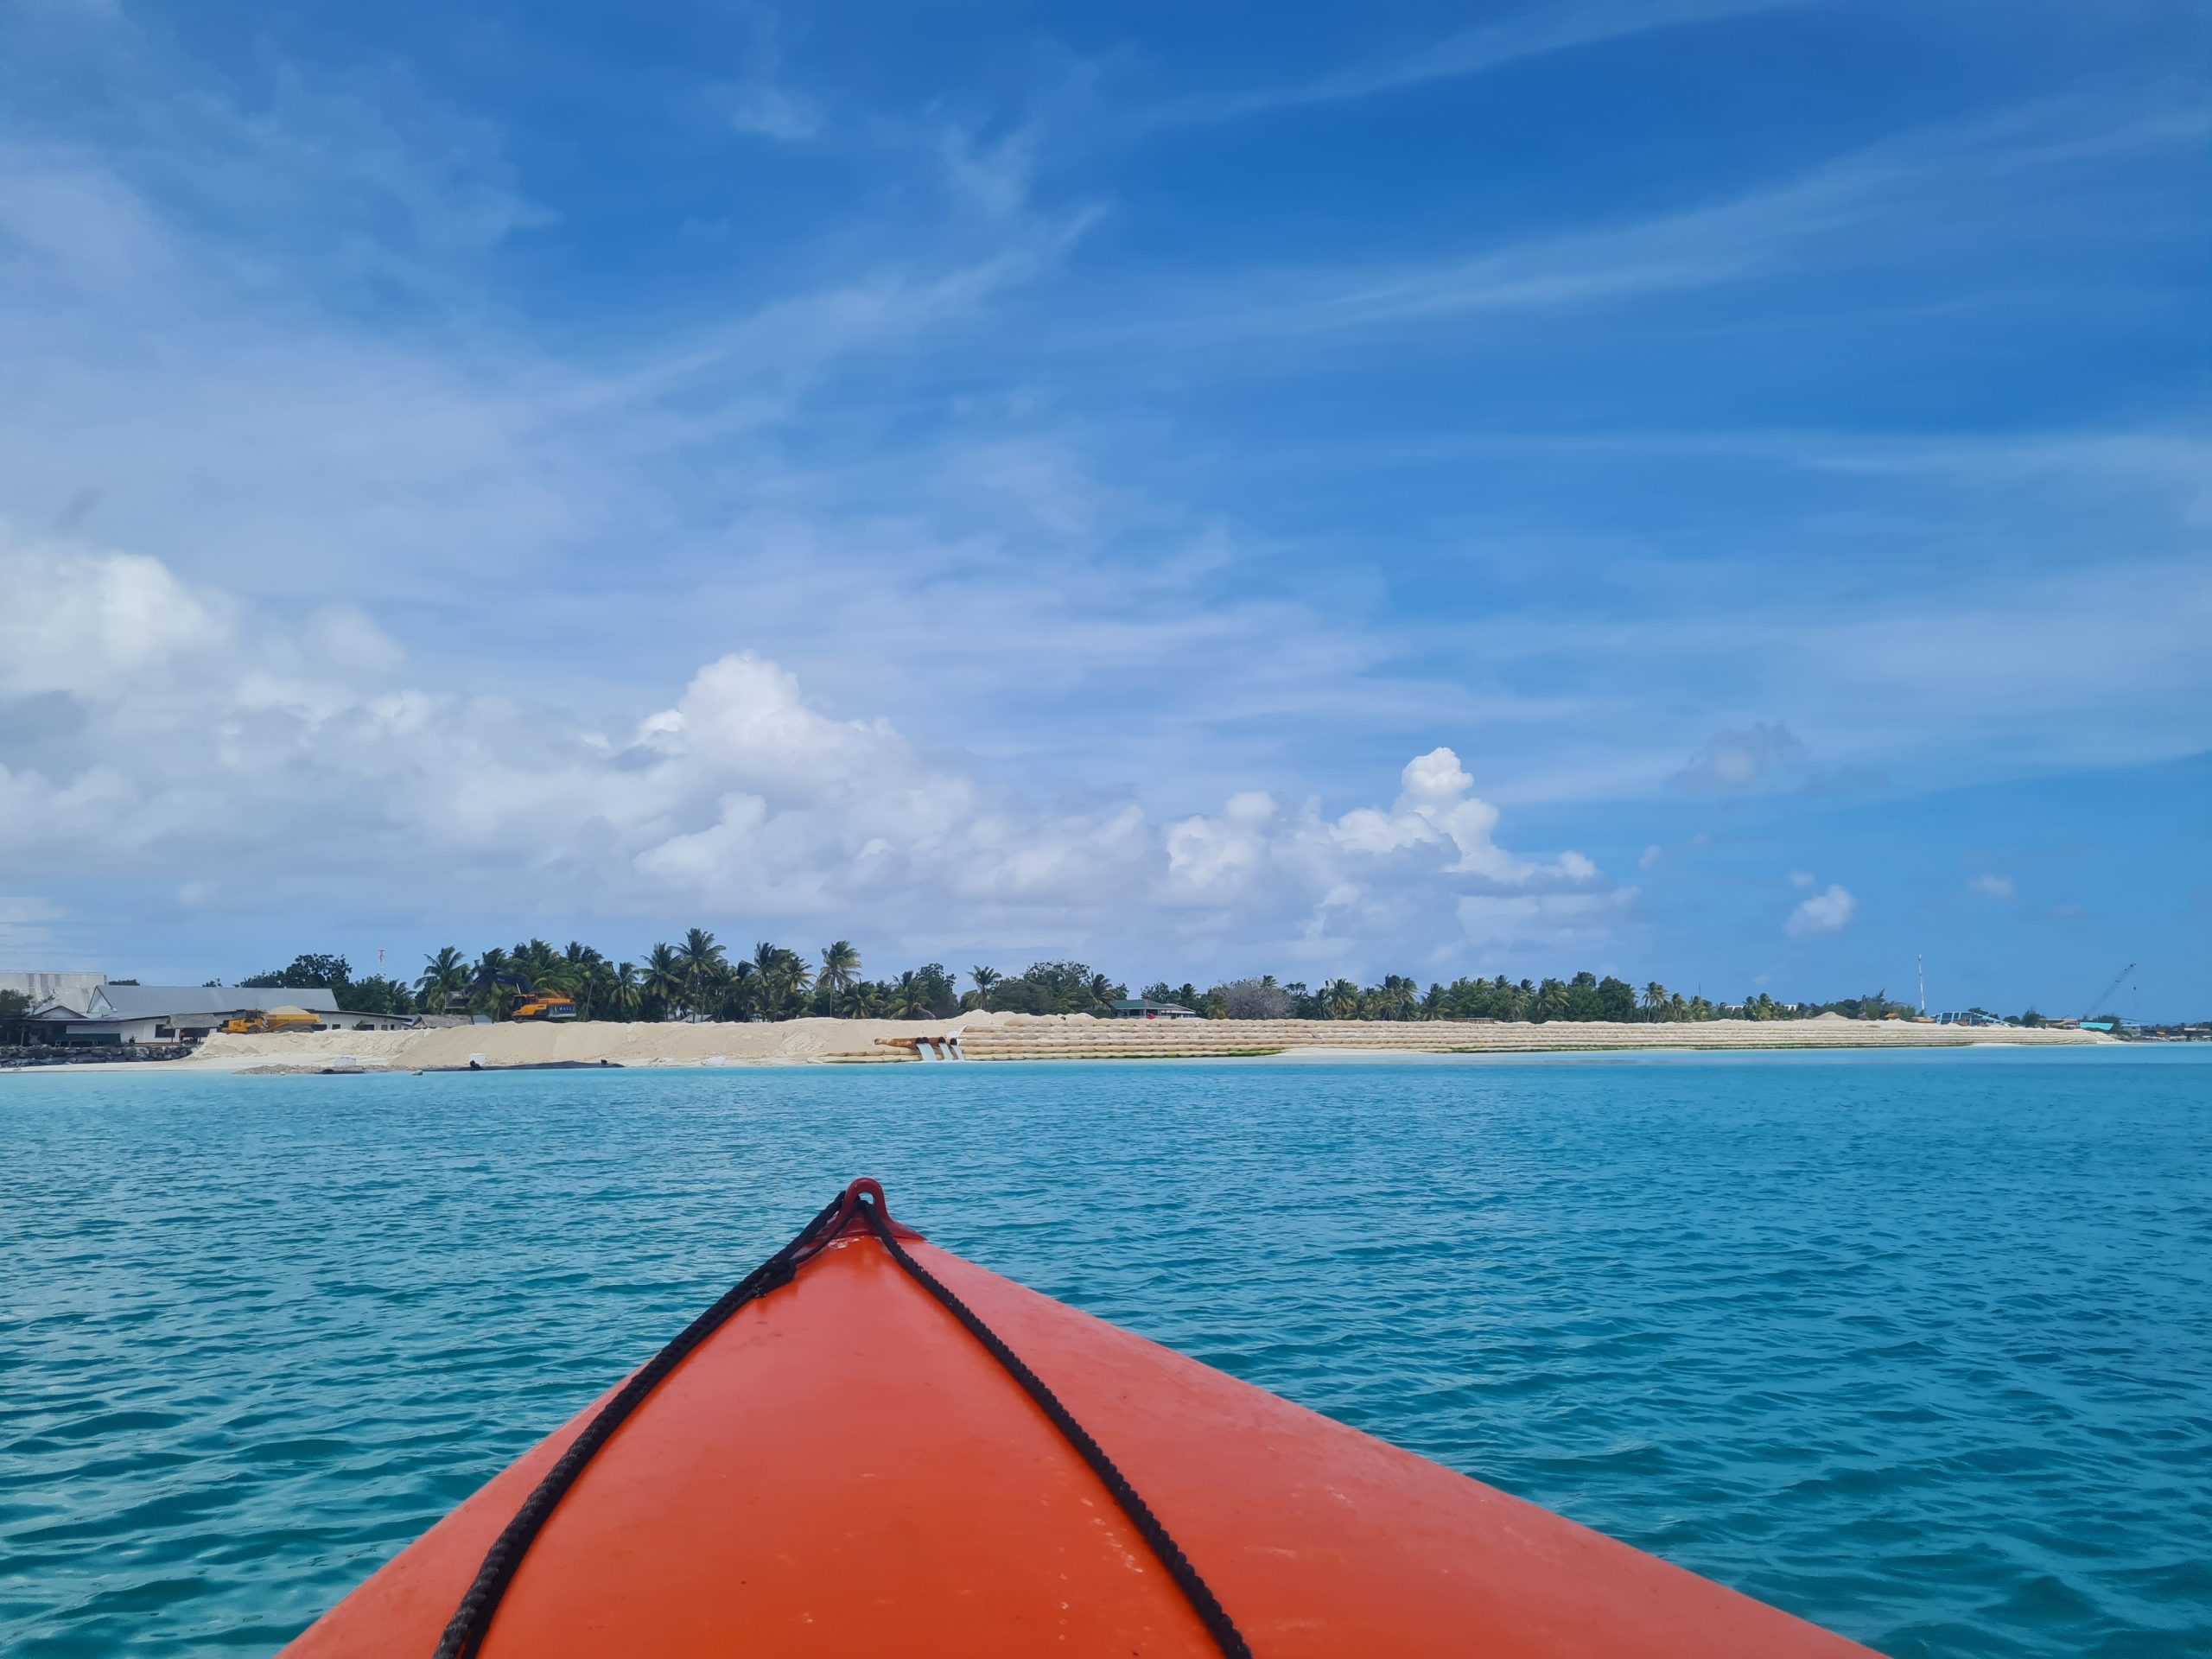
1672,723,1808,793
1092,99,2209,349
715,17,822,143
2,0,2202,1007
1146,0,1804,125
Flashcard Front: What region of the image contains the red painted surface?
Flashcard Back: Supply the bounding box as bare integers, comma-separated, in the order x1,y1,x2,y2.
283,1204,1874,1657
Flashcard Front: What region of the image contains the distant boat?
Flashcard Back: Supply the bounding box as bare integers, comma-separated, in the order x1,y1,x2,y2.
283,1180,1871,1658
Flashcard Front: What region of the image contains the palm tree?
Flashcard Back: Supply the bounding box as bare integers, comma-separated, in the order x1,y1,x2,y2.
1323,978,1360,1020
467,946,514,1017
572,952,613,1020
417,946,469,1013
556,943,607,1018
779,950,812,1017
891,970,935,1020
1643,981,1668,1020
609,962,643,1021
510,938,566,990
1375,975,1417,1020
696,963,748,1022
677,929,726,1017
820,941,861,1014
643,942,686,1020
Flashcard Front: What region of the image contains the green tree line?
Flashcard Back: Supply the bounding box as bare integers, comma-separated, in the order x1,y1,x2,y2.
226,946,1927,1027
1141,973,1917,1023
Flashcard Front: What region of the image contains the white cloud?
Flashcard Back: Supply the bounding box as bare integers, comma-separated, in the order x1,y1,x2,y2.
1164,791,1276,898
1639,842,1662,871
728,82,819,143
938,124,1039,219
1786,883,1856,937
0,539,231,699
1158,1,1798,124
714,15,822,143
1168,746,1605,905
1328,747,1596,882
1672,721,1808,792
302,605,406,677
1160,747,1619,963
1457,888,1637,952
1970,873,2016,900
1788,869,1815,888
0,531,1622,972
6,8,2199,999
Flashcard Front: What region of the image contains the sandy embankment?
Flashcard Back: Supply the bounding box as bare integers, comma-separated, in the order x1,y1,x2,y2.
173,1015,968,1074
954,1014,2113,1060
81,1010,2116,1075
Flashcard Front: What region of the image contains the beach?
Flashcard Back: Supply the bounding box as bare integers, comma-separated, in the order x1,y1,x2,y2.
25,1011,2114,1075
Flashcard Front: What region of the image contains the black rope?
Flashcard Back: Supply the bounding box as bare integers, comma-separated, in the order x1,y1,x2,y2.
432,1190,849,1659
859,1196,1255,1659
433,1184,1253,1659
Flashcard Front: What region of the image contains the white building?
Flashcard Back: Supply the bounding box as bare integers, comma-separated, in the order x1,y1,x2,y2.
26,985,413,1045
0,969,109,1007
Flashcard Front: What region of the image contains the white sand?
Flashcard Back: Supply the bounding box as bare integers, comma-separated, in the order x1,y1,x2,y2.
16,1009,2112,1076
170,1015,976,1074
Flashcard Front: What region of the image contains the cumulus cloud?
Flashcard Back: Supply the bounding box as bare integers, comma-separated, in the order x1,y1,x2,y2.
1167,747,1603,900
1162,747,1617,959
1671,721,1808,792
1970,874,2015,900
0,540,232,699
0,532,1624,969
1163,791,1277,898
1329,747,1595,883
1786,883,1857,937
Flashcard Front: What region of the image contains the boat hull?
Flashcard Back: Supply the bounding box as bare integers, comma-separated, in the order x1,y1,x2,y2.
284,1217,1872,1656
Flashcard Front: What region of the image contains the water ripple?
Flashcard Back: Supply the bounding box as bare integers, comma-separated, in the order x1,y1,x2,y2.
3,1049,2208,1656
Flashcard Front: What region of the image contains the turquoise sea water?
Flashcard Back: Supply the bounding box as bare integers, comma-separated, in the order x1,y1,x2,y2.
4,1049,2208,1656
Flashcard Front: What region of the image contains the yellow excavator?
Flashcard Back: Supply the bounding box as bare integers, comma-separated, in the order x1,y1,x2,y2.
479,971,576,1022
220,1006,326,1035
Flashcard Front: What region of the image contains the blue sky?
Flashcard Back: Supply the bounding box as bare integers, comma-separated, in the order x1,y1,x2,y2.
1,0,2205,1015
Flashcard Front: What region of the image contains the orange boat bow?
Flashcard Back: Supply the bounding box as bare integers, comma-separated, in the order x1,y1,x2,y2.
283,1182,1874,1657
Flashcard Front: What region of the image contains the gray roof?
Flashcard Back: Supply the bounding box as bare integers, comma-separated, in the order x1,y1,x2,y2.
89,984,342,1017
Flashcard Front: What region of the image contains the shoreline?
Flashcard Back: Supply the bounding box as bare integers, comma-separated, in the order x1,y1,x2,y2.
4,1012,2117,1076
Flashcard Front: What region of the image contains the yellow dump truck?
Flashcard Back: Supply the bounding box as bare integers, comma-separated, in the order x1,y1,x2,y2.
220,1006,326,1035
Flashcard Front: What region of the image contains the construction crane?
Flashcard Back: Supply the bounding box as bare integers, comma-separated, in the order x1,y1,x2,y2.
2081,962,2135,1024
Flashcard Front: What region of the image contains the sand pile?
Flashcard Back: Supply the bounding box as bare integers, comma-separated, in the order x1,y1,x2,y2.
188,1015,978,1073
93,1008,2111,1075
955,1014,2109,1059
